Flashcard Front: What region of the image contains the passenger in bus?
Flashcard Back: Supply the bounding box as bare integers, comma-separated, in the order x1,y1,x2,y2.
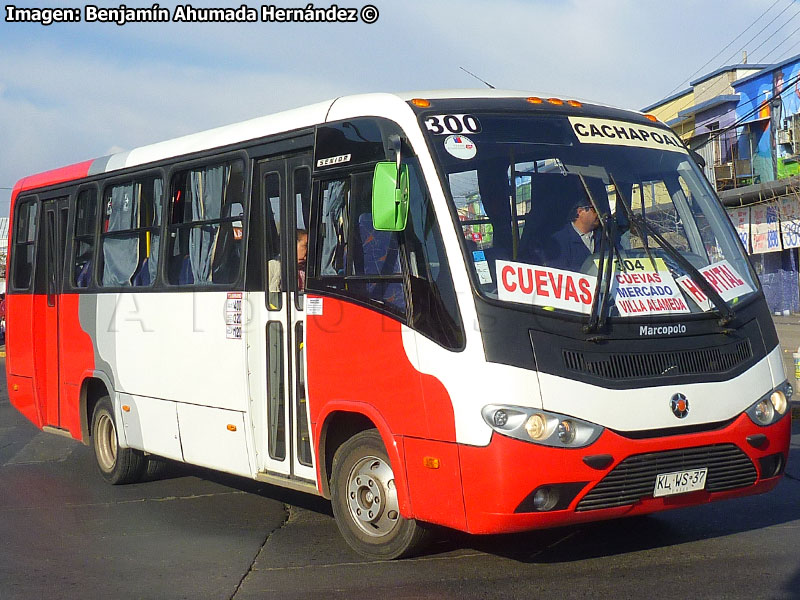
542,199,600,272
76,260,92,287
268,230,308,292
296,229,308,291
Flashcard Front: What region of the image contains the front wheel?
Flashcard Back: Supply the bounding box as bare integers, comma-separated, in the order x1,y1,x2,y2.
91,397,145,485
330,429,430,559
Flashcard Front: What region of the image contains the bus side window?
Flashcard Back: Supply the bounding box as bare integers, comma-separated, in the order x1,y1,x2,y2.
318,178,349,277
72,189,97,288
137,178,163,287
167,159,245,286
99,176,163,288
313,166,464,346
315,172,404,317
402,161,464,349
263,171,282,309
11,199,38,291
350,173,405,313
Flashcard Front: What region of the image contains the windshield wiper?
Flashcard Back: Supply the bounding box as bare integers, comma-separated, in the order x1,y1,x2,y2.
579,174,620,334
609,174,735,326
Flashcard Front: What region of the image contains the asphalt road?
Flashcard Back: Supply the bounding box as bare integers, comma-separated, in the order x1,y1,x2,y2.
2,360,800,600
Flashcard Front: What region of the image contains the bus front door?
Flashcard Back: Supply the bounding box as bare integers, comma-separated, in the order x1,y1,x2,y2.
248,153,316,483
35,196,69,428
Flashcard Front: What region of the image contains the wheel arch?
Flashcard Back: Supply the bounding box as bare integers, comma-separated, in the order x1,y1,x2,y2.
79,370,115,445
315,402,413,518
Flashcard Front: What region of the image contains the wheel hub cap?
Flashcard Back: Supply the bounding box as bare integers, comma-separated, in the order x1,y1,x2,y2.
346,455,400,537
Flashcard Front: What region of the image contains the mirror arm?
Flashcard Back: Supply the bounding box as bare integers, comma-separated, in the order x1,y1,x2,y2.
389,134,402,192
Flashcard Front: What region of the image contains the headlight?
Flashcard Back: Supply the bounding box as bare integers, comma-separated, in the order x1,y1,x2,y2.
753,399,774,425
746,383,791,426
525,413,547,440
771,391,788,415
482,405,604,448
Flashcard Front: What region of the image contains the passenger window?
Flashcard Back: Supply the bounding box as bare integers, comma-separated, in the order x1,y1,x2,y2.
264,171,282,309
12,199,38,290
293,167,311,310
315,160,463,348
73,189,97,288
318,173,405,315
167,160,245,286
99,176,163,287
312,117,463,347
319,178,349,277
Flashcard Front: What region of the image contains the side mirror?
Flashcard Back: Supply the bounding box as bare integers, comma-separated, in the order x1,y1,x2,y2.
372,162,409,231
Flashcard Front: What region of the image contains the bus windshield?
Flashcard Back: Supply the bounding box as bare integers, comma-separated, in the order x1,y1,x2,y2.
425,111,759,319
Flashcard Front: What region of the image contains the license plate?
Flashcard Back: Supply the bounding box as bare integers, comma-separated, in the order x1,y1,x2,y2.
653,468,708,498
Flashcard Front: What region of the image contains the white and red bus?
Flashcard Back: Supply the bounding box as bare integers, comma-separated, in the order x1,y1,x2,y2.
7,91,793,559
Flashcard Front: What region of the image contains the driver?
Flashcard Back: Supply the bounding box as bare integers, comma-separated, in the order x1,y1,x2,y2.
547,199,600,272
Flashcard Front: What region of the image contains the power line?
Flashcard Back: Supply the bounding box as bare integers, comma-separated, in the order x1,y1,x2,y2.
715,0,796,69
773,29,800,61
654,47,800,141
660,0,800,124
687,48,800,152
751,3,800,62
699,68,800,151
652,15,800,138
755,21,800,63
663,0,787,97
658,64,764,125
656,4,800,120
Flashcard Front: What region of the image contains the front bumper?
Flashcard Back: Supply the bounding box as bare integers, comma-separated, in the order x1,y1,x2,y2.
458,411,791,534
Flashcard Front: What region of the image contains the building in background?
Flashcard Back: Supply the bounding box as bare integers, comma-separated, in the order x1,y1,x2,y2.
645,56,800,314
643,87,695,142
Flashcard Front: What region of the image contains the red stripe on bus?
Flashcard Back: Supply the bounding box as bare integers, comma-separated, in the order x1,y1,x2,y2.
13,159,95,196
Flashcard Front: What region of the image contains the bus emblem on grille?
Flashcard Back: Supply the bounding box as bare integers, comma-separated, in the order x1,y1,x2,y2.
670,393,690,418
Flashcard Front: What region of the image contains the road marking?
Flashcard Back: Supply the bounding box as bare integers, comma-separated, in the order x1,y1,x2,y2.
255,550,487,572
0,491,250,513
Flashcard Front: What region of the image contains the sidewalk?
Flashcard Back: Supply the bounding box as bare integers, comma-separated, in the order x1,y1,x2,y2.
770,315,800,418
771,315,800,381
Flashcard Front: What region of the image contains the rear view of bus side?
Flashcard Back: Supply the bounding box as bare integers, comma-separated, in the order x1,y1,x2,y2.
7,91,792,559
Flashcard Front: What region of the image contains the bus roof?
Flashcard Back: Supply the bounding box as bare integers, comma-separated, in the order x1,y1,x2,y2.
11,89,622,198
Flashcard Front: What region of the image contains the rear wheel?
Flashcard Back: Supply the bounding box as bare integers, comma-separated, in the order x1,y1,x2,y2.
330,429,430,559
144,456,171,480
91,397,145,485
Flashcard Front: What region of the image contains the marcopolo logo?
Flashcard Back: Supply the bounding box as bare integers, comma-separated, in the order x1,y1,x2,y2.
670,393,690,419
639,324,687,337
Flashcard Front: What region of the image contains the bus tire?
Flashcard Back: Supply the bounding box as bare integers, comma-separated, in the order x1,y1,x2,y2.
144,456,171,480
91,397,145,485
330,429,430,559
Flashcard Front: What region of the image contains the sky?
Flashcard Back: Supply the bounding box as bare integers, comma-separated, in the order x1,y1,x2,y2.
1,0,798,216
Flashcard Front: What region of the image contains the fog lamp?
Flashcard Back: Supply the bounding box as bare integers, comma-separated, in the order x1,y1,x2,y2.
759,453,785,478
532,486,559,511
525,413,547,440
770,390,788,415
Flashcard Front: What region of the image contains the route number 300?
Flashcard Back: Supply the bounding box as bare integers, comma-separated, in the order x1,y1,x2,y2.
424,114,482,135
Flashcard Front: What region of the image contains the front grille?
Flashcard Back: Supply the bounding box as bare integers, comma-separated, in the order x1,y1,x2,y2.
576,444,757,511
563,339,752,381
